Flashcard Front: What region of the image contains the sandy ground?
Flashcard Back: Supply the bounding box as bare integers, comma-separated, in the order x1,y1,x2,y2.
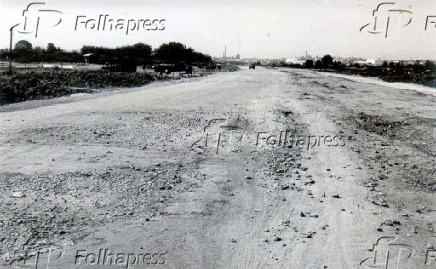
0,67,435,268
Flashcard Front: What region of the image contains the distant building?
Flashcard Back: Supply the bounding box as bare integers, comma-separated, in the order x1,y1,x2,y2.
83,53,94,64
285,58,305,65
366,59,376,65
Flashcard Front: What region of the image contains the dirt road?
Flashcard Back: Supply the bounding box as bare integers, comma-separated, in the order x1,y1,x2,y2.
1,68,435,268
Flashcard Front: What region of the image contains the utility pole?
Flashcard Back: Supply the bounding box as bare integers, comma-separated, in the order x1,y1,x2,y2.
9,23,20,75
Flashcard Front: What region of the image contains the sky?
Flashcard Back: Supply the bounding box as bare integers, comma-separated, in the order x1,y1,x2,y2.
0,0,435,60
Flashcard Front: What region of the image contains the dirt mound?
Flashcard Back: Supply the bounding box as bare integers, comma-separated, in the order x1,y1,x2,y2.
354,112,406,137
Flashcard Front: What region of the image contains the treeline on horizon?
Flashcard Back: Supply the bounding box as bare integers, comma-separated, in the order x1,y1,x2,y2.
0,41,213,66
270,55,435,70
270,55,436,86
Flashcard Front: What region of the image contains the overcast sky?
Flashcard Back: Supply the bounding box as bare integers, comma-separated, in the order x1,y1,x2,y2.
0,0,435,60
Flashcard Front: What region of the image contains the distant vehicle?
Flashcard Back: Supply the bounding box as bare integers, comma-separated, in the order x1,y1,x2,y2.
102,57,137,72
249,64,255,69
154,62,191,75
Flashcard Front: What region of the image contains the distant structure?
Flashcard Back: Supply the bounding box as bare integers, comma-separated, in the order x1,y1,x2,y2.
83,53,94,64
223,45,227,59
284,50,314,65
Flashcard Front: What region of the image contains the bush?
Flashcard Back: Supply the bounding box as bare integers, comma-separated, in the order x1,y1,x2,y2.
305,60,314,68
0,81,17,103
0,71,155,104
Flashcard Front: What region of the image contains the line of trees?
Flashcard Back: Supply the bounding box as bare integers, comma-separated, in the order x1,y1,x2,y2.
271,54,435,71
0,41,212,66
81,43,152,65
0,41,82,63
307,55,338,69
268,54,435,86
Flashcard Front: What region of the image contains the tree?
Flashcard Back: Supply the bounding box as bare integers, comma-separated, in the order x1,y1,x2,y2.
154,42,211,64
154,42,186,62
0,49,8,59
80,43,152,64
47,43,56,52
122,43,152,62
314,60,323,69
333,61,342,68
305,59,313,68
382,61,388,67
424,60,434,69
14,40,33,50
321,54,333,67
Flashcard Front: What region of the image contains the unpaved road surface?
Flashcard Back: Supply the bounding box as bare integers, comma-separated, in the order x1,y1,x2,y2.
1,68,435,268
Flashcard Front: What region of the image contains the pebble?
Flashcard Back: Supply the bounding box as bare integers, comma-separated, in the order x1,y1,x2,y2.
10,192,26,198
